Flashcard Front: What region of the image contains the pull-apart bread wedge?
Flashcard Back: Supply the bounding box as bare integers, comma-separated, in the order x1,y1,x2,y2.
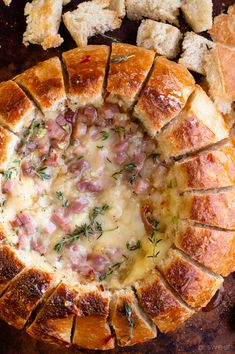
209,4,235,47
0,44,233,350
181,0,213,33
106,43,155,109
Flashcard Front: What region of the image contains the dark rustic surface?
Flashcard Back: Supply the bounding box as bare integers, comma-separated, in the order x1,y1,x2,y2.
0,0,234,353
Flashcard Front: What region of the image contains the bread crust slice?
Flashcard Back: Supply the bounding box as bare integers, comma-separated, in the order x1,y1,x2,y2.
110,289,157,347
27,282,78,346
158,248,223,309
106,43,155,110
0,267,54,329
173,139,235,190
158,85,229,158
135,270,194,333
180,188,235,231
209,4,235,47
0,126,19,172
62,45,110,110
73,286,114,350
134,56,195,137
175,221,235,277
0,81,35,134
0,245,25,295
15,57,66,113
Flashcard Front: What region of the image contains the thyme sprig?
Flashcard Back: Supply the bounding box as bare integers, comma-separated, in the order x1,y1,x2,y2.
147,232,162,259
112,163,137,180
99,256,127,281
111,55,135,64
4,159,21,180
56,191,69,207
23,119,46,145
100,131,109,141
124,303,134,340
33,166,51,181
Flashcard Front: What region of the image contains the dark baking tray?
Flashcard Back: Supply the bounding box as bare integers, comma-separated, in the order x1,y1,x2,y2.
0,1,234,353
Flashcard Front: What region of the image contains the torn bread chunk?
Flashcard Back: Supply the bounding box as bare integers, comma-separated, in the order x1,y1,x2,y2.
126,0,181,25
205,44,235,114
23,0,63,50
0,267,54,329
0,245,25,295
63,1,121,47
172,139,235,190
158,248,223,309
0,126,19,172
175,221,235,277
2,0,12,6
209,4,235,47
0,81,35,134
106,43,155,110
27,282,78,346
181,0,213,33
62,45,110,110
179,32,214,75
158,85,229,159
179,187,235,231
134,56,195,137
110,289,156,347
15,57,66,114
135,270,194,333
73,286,114,350
137,20,182,59
109,0,126,18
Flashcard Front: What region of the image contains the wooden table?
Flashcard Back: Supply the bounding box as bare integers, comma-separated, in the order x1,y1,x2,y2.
0,1,234,353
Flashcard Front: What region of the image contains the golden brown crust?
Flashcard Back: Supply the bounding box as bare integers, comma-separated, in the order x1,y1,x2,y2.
62,45,110,109
0,245,25,295
110,289,156,347
134,56,195,136
107,43,155,109
174,139,235,190
180,188,235,230
27,282,78,346
0,267,54,329
159,249,223,309
158,85,229,158
209,5,235,47
216,44,235,102
0,81,34,134
135,270,194,333
175,221,235,277
0,125,19,172
15,57,66,113
73,287,114,350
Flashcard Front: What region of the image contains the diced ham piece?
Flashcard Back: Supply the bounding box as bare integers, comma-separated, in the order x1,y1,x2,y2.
18,211,33,225
56,114,67,126
105,248,124,263
77,105,98,126
78,265,93,277
113,140,129,153
88,254,111,273
73,122,87,139
68,159,89,175
46,119,65,141
65,198,88,216
37,137,50,156
134,152,146,170
43,221,56,234
99,103,120,120
21,160,35,177
31,238,46,254
114,152,128,165
134,178,149,194
88,126,99,139
64,109,77,124
51,208,70,231
44,153,58,167
12,212,36,249
2,179,12,194
17,228,27,250
76,181,102,193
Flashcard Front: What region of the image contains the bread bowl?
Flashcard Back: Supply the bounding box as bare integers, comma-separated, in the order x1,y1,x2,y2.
0,43,234,350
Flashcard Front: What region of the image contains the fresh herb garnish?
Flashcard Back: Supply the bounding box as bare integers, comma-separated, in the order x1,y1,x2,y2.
126,240,141,251
100,131,109,141
106,157,112,164
112,163,137,180
90,204,110,222
124,303,134,338
34,166,51,181
4,159,21,180
99,258,126,282
56,191,69,207
147,232,162,259
23,119,46,145
96,145,104,149
77,155,84,161
111,55,135,64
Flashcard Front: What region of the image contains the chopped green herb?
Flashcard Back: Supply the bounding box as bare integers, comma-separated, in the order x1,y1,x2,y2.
99,259,126,281
77,155,84,161
96,145,104,149
147,232,162,259
4,159,21,180
148,152,160,164
23,119,46,145
34,166,51,181
90,204,110,222
111,55,135,64
126,240,141,251
100,131,109,141
112,163,137,180
124,303,134,335
106,157,112,164
56,191,69,207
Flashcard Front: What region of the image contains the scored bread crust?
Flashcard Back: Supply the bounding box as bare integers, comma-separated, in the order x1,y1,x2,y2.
134,56,195,136
27,282,78,346
62,45,110,110
135,270,194,333
175,221,235,277
15,57,66,113
106,43,155,109
110,289,157,347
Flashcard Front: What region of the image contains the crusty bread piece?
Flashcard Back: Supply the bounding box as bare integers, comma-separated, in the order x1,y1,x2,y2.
63,1,121,47
126,0,181,25
0,81,35,134
15,57,66,114
0,126,19,172
158,248,223,309
110,289,156,347
179,32,214,75
27,282,78,346
205,44,235,114
23,0,63,50
106,43,155,110
135,270,194,333
62,45,110,110
172,139,235,190
2,0,12,5
137,20,182,59
175,221,235,277
134,56,195,137
109,0,126,18
0,267,54,329
181,0,213,33
180,187,235,230
73,286,114,350
158,85,229,159
0,245,25,295
209,4,235,47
